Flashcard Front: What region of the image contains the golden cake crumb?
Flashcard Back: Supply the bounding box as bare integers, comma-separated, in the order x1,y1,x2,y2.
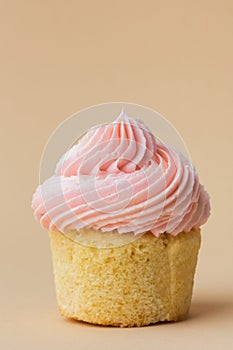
49,229,201,327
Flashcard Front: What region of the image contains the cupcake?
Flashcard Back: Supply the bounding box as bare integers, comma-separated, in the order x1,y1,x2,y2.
32,110,210,327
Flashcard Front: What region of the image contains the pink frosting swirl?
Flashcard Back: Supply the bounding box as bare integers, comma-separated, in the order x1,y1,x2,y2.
32,111,210,236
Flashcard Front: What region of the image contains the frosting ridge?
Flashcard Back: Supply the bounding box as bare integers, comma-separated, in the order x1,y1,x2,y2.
32,110,210,236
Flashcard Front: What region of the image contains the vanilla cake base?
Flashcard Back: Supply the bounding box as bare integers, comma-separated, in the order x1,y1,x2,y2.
49,228,201,327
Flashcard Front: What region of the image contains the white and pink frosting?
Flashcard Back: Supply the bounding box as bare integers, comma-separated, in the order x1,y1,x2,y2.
32,110,210,237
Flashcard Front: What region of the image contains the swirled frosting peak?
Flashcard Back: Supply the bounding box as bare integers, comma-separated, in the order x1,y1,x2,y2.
32,110,210,236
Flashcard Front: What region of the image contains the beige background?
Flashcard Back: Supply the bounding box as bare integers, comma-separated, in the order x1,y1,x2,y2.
1,1,233,349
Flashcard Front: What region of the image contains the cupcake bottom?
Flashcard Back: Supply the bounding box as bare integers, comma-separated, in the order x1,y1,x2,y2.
49,228,201,327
